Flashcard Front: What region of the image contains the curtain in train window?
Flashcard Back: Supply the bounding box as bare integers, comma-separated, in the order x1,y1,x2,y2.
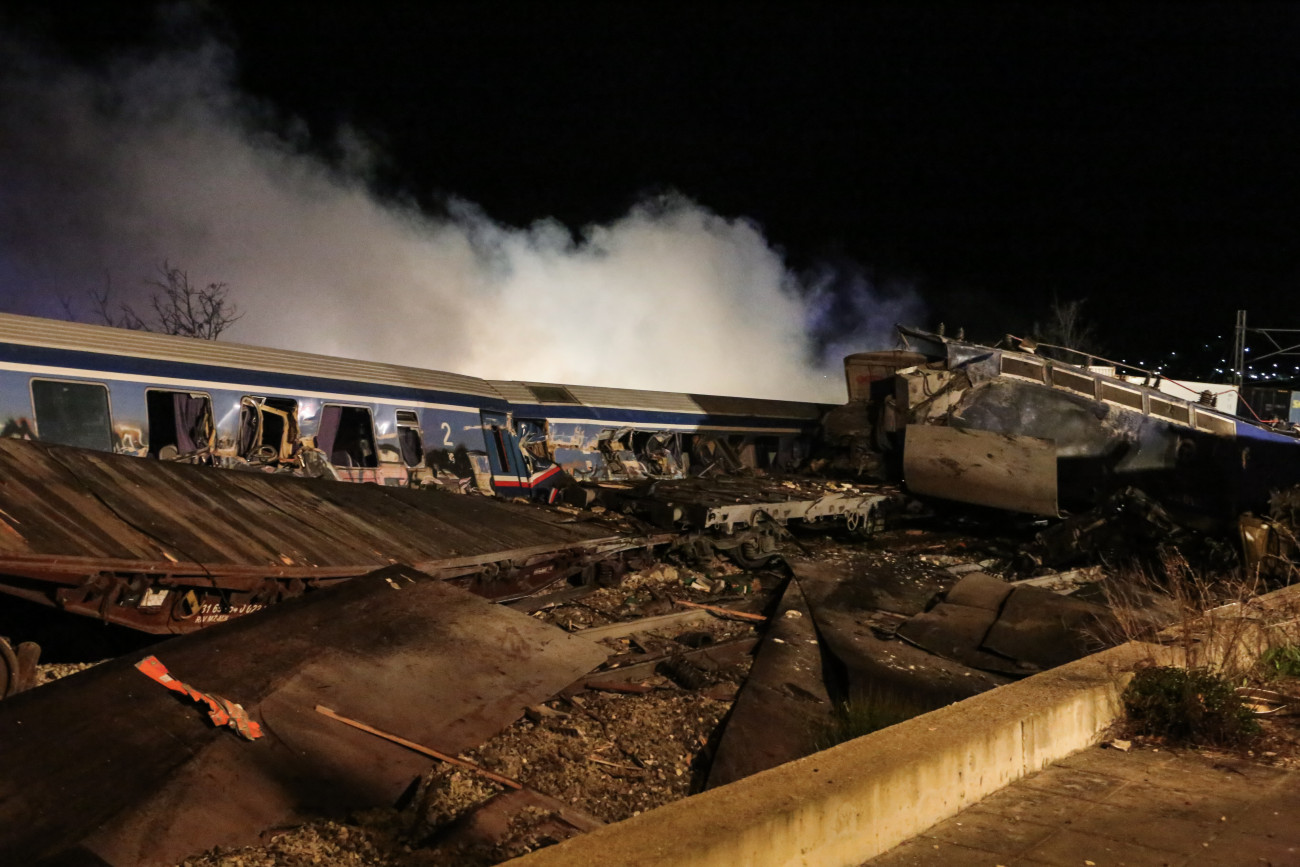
146,391,213,458
30,380,113,451
395,410,424,468
315,405,378,468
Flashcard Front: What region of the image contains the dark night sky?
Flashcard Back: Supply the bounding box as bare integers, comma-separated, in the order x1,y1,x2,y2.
5,2,1300,380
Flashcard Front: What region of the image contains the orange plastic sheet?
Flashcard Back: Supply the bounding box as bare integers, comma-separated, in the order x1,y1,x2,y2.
135,655,263,740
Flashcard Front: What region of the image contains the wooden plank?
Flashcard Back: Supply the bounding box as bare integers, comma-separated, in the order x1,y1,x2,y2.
673,599,767,622
576,609,711,642
315,706,522,789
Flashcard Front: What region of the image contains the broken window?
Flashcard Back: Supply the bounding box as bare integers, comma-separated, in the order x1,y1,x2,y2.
515,417,551,462
689,434,743,474
315,405,378,468
146,390,214,459
752,435,781,469
30,379,113,451
238,397,299,461
629,430,683,476
597,428,647,479
490,426,512,472
395,410,424,468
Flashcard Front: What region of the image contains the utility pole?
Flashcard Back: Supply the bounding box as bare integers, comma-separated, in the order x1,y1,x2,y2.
1232,309,1247,387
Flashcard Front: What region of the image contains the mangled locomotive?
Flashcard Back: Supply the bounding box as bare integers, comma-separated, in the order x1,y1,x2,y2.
839,326,1300,528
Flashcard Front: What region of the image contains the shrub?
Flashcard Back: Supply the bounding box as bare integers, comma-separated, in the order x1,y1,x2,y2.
1122,666,1260,747
1260,645,1300,679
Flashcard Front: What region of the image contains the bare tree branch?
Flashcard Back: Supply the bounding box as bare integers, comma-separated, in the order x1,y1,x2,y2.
1032,296,1103,360
64,263,242,340
141,261,243,340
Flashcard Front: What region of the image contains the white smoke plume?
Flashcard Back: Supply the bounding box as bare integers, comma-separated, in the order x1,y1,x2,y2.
0,34,921,402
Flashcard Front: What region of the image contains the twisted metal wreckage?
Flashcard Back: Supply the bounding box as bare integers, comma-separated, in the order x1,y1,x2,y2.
835,325,1300,571
3,319,1300,864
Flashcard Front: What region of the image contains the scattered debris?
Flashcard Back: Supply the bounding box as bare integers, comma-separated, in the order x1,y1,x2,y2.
136,655,262,741
1235,687,1290,716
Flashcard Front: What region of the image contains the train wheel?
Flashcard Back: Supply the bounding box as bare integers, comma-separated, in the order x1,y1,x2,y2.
0,638,15,698
0,637,39,699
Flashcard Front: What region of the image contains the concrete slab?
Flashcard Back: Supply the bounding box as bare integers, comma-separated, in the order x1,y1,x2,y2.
1020,828,1188,866
919,806,1057,855
975,786,1099,827
1013,765,1128,803
1056,745,1178,782
1098,780,1252,825
865,836,1010,867
1129,759,1280,805
1188,830,1300,866
865,746,1300,867
1065,803,1218,855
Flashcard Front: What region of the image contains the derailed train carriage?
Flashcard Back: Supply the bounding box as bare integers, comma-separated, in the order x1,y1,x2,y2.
0,312,824,499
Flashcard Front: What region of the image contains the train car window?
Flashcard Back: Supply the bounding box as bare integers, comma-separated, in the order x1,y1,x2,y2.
146,390,213,459
316,405,378,468
238,402,260,455
515,417,550,462
490,426,512,471
30,380,113,451
753,435,780,469
395,410,423,468
239,396,299,461
525,384,579,404
644,431,682,476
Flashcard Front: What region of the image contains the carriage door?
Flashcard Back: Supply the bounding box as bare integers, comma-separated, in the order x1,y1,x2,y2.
480,410,532,495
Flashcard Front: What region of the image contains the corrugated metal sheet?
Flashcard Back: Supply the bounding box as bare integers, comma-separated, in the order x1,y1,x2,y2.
0,438,616,573
0,312,501,398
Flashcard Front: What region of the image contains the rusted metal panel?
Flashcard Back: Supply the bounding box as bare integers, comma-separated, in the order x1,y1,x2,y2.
789,558,1009,707
706,578,831,788
903,423,1059,517
0,438,657,632
0,566,608,866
